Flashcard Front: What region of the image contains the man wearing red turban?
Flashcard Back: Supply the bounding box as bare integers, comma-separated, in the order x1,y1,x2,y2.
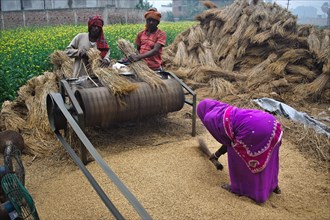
65,15,110,76
129,8,166,71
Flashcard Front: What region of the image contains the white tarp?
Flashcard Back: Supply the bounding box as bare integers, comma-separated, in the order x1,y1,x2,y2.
252,98,330,138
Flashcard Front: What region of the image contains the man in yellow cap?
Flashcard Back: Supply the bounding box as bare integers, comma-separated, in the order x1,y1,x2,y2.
129,8,166,71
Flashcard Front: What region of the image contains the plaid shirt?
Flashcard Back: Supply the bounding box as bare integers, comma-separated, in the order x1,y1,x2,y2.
135,29,166,70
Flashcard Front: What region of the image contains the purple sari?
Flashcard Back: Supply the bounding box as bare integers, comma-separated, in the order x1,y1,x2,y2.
197,99,283,203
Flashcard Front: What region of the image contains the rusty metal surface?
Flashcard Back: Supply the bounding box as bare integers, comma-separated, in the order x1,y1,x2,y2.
74,78,185,127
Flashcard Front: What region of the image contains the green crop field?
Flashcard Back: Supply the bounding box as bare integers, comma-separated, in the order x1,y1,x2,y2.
0,21,195,106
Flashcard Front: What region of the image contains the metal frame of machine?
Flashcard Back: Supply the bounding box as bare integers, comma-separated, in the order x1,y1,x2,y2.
46,71,196,219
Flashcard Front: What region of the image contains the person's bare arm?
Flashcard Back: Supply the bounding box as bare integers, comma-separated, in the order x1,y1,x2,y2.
129,43,162,62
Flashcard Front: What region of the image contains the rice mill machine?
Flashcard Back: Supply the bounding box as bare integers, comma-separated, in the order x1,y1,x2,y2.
46,70,196,219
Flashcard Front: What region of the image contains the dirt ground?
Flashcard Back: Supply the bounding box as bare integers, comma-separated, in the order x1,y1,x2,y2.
20,100,330,220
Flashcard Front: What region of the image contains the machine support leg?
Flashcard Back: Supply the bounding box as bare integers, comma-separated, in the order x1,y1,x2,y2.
192,94,197,137
80,141,88,165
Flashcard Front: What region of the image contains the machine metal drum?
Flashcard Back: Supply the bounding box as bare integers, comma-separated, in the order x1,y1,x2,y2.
74,78,185,128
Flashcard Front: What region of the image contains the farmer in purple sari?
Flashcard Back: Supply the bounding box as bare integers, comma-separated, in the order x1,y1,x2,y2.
197,98,283,203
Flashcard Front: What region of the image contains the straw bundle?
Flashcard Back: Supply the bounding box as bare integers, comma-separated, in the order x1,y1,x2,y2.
307,28,321,56
209,78,237,98
320,30,330,51
187,25,205,51
244,46,271,58
201,41,217,67
270,78,289,87
50,50,74,78
214,34,232,59
195,8,220,24
285,64,316,80
264,49,309,77
117,38,164,88
221,14,248,58
251,30,272,44
173,41,189,66
243,23,258,40
188,65,246,82
285,75,306,84
246,53,278,79
282,17,297,34
303,73,330,96
205,20,216,39
221,1,248,34
187,49,201,66
236,56,264,71
297,25,312,37
0,71,62,156
322,60,330,75
220,47,237,71
24,72,58,132
0,101,27,132
201,0,218,9
87,48,138,96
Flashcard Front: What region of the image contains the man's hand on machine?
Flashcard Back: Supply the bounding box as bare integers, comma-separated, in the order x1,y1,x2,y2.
128,54,141,62
100,58,110,68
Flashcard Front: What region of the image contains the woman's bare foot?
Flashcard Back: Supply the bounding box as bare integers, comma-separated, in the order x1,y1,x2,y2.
221,183,231,192
273,186,281,194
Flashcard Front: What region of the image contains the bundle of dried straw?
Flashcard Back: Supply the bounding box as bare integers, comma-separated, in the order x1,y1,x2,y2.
87,48,138,96
117,38,164,89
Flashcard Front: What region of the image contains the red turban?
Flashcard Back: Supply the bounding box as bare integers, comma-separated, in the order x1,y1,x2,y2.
87,15,109,59
88,15,104,30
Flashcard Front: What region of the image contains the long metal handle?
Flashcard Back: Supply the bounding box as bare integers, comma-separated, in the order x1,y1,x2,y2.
49,93,152,220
